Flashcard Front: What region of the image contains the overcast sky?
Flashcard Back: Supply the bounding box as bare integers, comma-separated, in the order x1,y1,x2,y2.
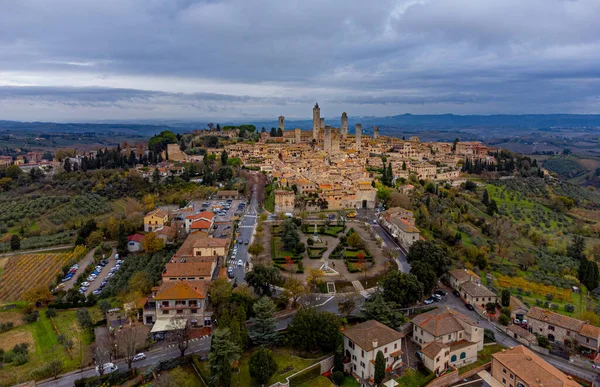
1,0,600,122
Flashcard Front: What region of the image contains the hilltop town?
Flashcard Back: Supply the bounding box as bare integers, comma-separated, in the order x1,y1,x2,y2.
1,104,600,387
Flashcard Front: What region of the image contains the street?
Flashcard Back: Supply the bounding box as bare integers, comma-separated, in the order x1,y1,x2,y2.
227,184,259,284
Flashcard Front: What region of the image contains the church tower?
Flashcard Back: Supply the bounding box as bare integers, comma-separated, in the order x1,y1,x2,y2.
312,103,320,140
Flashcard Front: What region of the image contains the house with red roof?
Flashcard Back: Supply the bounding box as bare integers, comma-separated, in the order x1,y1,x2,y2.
184,211,215,234
127,234,145,252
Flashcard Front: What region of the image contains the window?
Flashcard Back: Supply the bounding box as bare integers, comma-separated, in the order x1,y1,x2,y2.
361,350,364,357
353,364,356,371
510,374,514,380
460,352,466,359
503,369,507,374
548,325,555,331
162,310,169,315
421,329,423,335
566,331,570,336
191,309,197,313
476,298,479,302
385,348,388,354
360,361,365,368
451,355,457,362
436,356,440,363
448,335,451,340
459,333,462,339
176,309,183,314
349,341,355,350
502,378,506,384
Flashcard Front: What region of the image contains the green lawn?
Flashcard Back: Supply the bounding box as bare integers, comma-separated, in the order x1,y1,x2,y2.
202,347,324,387
459,344,505,374
396,368,436,387
341,376,361,386
298,376,334,387
344,249,371,258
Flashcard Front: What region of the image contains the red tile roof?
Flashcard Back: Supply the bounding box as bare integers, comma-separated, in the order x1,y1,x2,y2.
128,234,145,243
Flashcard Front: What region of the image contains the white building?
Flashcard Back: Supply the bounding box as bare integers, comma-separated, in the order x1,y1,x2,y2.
343,320,404,383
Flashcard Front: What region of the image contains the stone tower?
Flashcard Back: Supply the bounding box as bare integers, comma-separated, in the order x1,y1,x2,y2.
320,118,325,130
274,190,295,214
295,127,301,144
373,126,380,139
324,125,332,154
341,112,348,138
355,124,362,151
278,115,285,132
332,129,340,152
312,103,320,140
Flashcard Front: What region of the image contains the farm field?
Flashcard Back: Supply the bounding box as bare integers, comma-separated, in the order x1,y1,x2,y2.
0,252,75,301
0,310,91,387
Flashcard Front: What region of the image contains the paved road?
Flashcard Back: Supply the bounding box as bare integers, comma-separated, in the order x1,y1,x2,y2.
62,248,96,292
228,184,259,284
84,247,117,296
356,209,411,273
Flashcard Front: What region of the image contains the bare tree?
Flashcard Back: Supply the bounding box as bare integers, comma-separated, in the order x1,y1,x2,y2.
168,314,192,357
117,326,143,370
92,343,112,376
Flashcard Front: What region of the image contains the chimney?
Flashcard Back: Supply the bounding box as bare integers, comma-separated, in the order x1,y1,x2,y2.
372,339,378,348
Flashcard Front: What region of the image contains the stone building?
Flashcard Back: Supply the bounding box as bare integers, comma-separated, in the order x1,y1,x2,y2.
526,307,600,351
295,127,301,144
373,126,380,139
341,112,348,138
355,124,362,151
324,125,332,154
312,103,320,140
278,115,284,132
274,190,295,214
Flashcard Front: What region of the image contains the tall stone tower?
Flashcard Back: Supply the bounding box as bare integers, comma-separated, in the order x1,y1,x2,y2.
341,112,348,138
278,115,285,132
324,125,332,154
373,126,380,139
312,103,320,140
332,129,340,152
294,127,301,144
355,124,362,151
320,118,325,130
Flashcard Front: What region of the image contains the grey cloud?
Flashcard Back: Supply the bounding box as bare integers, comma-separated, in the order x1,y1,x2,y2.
0,0,600,120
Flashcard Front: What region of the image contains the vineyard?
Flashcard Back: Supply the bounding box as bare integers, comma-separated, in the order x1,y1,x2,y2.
0,252,75,301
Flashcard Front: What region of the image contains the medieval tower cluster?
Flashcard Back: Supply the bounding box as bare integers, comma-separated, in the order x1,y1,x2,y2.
280,103,372,155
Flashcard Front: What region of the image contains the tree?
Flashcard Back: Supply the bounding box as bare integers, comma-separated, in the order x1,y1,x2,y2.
375,350,386,384
249,346,278,385
487,199,499,215
482,190,490,206
270,128,277,137
116,223,128,256
46,359,64,379
168,315,192,357
501,289,511,307
221,150,228,166
129,271,153,294
10,234,20,251
248,243,265,256
283,278,307,308
246,264,282,297
568,235,587,262
498,314,510,326
280,219,300,251
209,328,241,387
406,240,450,276
306,268,325,291
156,367,197,387
92,343,112,376
117,326,142,370
98,299,111,314
288,308,342,353
77,308,92,329
337,293,356,316
209,278,233,315
361,291,407,329
249,297,278,346
409,262,437,295
23,286,53,305
347,232,362,248
141,232,164,253
381,271,423,307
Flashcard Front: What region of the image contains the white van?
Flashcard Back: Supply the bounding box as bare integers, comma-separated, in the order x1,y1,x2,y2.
96,362,118,375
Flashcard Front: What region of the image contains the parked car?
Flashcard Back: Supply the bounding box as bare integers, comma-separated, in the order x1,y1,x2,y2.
117,260,124,264
424,298,435,305
244,240,249,245
81,282,90,287
132,353,146,362
227,266,234,278
237,259,243,267
465,303,475,311
434,289,447,297
453,289,461,297
96,363,118,376
80,286,88,292
93,289,102,295
431,294,442,301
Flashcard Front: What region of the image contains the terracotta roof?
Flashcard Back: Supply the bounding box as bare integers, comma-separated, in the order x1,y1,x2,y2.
421,341,448,359
173,231,210,257
193,237,229,248
155,225,175,238
154,280,208,300
343,320,404,352
412,307,477,337
128,234,145,243
146,209,168,219
448,339,476,352
389,217,419,233
506,324,536,342
460,281,496,298
493,346,580,387
185,211,215,221
527,307,584,332
163,262,214,278
579,324,600,339
448,269,480,282
190,220,212,230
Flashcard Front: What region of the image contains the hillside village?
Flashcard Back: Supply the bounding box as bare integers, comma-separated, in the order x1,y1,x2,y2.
1,105,600,387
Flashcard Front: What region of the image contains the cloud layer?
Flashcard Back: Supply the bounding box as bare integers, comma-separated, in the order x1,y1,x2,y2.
1,0,600,121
